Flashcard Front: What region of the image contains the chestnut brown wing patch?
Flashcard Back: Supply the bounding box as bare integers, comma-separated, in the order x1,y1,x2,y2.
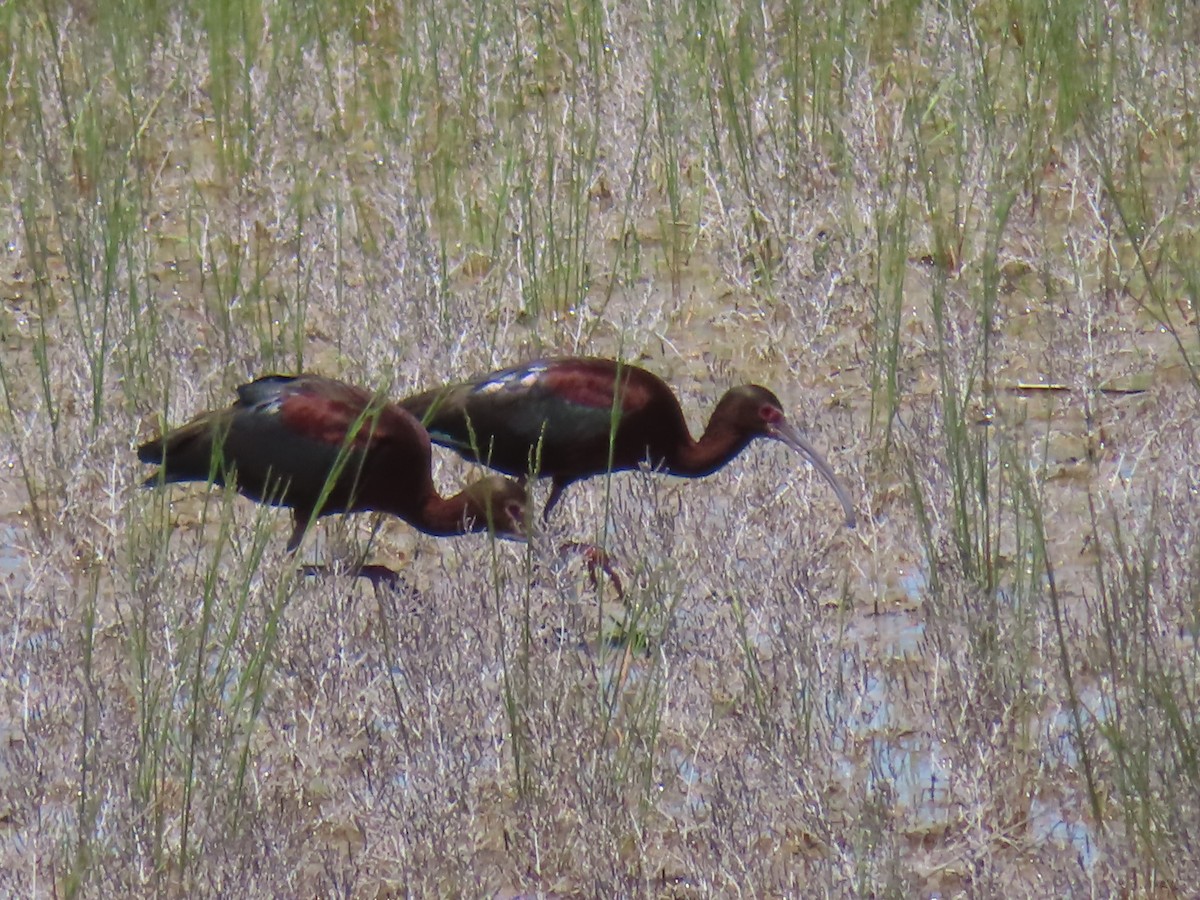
276,381,424,453
541,361,653,414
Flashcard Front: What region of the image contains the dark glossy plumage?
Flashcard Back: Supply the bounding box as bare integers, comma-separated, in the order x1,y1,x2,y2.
138,374,528,551
401,357,856,524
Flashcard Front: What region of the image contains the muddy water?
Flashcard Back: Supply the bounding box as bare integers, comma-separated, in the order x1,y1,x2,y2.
0,183,1192,892
540,259,1186,881
0,467,29,594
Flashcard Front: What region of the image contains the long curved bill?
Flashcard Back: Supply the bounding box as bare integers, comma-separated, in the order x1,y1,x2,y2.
769,421,857,528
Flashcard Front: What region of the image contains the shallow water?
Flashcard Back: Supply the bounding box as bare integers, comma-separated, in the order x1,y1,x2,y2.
0,523,24,587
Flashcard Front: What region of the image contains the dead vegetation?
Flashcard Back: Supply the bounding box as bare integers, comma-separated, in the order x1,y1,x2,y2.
2,0,1200,895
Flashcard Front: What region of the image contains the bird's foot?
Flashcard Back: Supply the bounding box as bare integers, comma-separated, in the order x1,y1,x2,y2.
299,562,412,591
355,564,409,589
558,541,625,601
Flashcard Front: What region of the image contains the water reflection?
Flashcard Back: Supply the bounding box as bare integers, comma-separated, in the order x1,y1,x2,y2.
1030,798,1097,869
868,735,953,831
0,523,27,590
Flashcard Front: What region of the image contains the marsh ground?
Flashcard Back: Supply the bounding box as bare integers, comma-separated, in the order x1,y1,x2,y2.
2,0,1200,895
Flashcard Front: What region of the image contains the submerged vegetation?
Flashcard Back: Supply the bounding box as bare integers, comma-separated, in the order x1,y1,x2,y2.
2,0,1199,894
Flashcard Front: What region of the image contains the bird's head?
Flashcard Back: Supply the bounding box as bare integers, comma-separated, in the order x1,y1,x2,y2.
461,475,529,540
721,385,857,529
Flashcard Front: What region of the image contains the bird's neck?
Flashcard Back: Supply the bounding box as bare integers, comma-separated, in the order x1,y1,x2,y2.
672,416,750,476
415,492,481,537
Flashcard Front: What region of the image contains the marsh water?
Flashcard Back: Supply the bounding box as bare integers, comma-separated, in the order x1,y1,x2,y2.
2,232,1184,892
2,4,1198,892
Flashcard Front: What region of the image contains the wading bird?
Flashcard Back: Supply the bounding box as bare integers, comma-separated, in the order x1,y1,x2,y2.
401,357,856,525
138,374,528,574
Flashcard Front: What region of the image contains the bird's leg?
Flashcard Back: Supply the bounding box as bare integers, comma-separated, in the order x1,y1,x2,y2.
286,511,310,553
542,478,568,521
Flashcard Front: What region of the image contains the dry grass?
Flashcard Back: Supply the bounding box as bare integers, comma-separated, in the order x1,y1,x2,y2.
2,0,1200,895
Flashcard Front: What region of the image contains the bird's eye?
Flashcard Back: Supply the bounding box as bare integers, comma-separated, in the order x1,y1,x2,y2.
760,405,782,424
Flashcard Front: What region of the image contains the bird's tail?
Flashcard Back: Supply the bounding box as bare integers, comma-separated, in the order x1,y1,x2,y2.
135,415,217,485
137,436,165,465
137,437,168,487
